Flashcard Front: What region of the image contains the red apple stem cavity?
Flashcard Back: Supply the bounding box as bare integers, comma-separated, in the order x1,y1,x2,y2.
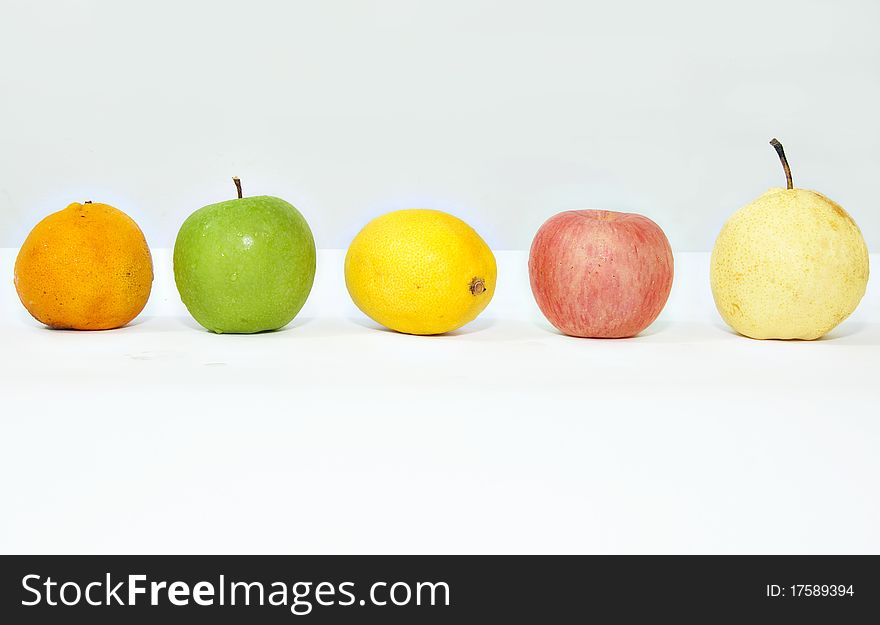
232,176,243,199
769,138,793,190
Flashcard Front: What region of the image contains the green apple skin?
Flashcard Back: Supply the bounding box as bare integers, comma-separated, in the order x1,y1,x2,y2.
173,196,316,333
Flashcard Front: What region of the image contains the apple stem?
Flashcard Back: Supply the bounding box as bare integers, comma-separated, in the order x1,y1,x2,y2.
232,176,243,199
769,138,793,190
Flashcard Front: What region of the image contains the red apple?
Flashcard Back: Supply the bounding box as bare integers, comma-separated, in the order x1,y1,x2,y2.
528,210,674,338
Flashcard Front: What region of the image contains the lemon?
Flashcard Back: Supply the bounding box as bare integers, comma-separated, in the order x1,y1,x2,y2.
345,209,496,335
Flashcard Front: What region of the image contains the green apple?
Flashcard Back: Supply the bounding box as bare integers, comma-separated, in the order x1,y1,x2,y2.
173,178,316,333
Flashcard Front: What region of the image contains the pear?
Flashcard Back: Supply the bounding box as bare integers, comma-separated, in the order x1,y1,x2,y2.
710,139,869,340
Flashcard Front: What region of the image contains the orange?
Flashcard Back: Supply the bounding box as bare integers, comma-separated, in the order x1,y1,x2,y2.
14,201,153,330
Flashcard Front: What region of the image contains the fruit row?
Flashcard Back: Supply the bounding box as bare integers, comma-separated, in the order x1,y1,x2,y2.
11,140,870,340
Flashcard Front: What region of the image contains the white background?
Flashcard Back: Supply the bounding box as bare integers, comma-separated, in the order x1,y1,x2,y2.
1,249,878,554
1,0,879,251
0,1,878,556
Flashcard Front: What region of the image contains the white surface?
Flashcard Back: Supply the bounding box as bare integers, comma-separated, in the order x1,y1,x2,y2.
2,0,880,251
0,248,878,555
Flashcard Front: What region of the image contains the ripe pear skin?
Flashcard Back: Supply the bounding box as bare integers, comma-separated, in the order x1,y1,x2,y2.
710,188,869,340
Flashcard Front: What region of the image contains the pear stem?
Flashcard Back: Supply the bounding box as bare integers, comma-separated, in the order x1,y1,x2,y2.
769,138,793,190
232,176,243,199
